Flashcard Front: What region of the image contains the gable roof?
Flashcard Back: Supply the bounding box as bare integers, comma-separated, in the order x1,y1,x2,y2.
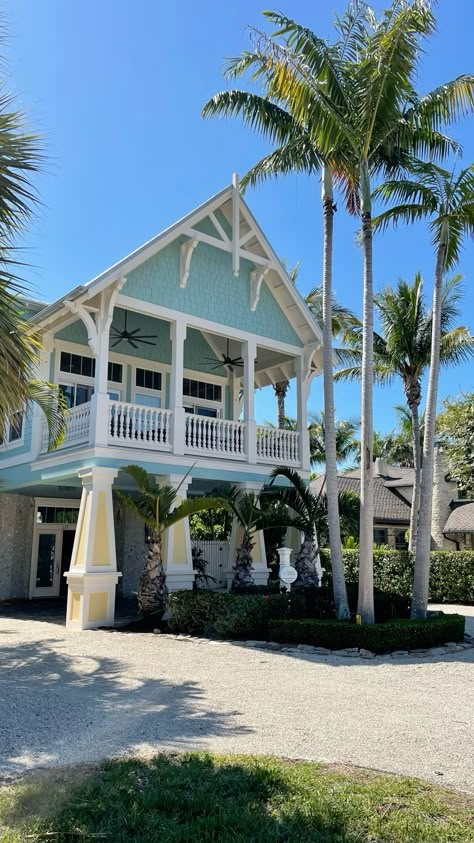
311,471,411,524
30,177,323,368
444,501,474,534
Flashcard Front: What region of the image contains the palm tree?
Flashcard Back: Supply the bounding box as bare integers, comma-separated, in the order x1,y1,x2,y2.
205,2,473,622
336,273,474,550
268,412,359,467
202,6,371,620
269,465,359,587
219,489,273,589
116,465,226,616
374,161,474,618
0,65,67,448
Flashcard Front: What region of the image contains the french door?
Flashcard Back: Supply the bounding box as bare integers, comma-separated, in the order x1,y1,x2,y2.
30,526,76,598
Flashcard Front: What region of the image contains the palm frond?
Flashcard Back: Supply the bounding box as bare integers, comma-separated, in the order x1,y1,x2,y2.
27,380,67,450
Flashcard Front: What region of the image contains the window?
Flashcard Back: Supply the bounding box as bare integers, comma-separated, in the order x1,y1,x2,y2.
108,362,123,383
185,406,218,418
36,506,79,525
60,351,95,378
374,528,388,546
136,368,162,391
395,530,409,550
59,383,94,409
183,378,221,402
0,411,24,447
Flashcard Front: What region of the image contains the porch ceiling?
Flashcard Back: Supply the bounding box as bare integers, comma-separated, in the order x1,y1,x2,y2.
200,331,298,388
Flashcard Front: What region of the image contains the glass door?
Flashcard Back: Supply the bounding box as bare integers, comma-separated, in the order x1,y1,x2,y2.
30,528,62,597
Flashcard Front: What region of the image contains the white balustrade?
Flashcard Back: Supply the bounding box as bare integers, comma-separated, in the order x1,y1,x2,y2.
108,400,173,451
41,400,91,453
185,415,246,459
256,425,300,466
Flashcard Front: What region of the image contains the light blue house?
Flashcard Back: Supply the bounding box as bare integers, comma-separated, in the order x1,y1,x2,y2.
0,177,322,629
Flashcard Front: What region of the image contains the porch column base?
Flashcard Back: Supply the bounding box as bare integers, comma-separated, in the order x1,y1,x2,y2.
65,571,121,630
165,571,196,592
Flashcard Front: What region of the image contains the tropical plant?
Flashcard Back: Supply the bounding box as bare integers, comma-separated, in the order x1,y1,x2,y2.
220,489,270,589
337,273,474,550
205,1,473,622
374,161,474,618
437,393,474,497
267,412,359,467
269,465,360,590
0,66,67,448
202,5,368,620
116,465,226,616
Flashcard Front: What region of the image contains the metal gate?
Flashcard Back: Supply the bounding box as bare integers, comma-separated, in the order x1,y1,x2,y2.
192,540,231,590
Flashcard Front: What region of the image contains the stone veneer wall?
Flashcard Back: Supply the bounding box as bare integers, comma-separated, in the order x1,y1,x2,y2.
0,494,35,600
114,505,147,599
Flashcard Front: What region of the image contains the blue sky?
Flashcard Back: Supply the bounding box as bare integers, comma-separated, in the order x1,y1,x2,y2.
5,0,474,433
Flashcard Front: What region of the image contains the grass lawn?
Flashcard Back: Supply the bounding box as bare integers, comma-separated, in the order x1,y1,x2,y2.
0,753,473,842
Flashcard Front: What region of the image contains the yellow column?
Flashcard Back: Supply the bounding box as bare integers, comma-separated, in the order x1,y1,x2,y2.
66,467,120,630
158,473,194,591
227,480,270,589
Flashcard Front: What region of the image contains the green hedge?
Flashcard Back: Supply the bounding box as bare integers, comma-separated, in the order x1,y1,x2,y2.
167,591,288,638
268,614,465,654
320,549,474,605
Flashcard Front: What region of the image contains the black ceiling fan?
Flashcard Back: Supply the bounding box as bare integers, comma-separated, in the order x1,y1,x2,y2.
110,311,157,349
203,339,245,371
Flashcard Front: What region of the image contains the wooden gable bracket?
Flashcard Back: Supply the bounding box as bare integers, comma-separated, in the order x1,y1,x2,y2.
302,342,320,385
249,266,269,312
179,238,199,289
64,277,126,355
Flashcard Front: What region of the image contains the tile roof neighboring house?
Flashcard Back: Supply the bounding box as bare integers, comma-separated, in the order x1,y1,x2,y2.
443,501,474,534
311,470,412,524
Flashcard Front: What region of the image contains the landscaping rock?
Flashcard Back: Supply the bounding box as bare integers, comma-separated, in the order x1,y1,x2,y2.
429,647,448,655
266,642,282,650
359,649,375,659
152,628,161,634
297,644,316,653
245,641,267,648
314,647,331,655
390,651,409,657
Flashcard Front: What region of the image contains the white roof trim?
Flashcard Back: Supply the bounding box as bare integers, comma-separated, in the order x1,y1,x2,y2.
30,181,323,356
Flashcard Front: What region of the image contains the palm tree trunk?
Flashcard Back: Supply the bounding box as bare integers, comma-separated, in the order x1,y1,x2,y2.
274,380,289,428
321,164,349,619
411,242,446,619
407,391,422,553
233,529,255,588
138,531,167,616
294,534,321,587
358,163,375,624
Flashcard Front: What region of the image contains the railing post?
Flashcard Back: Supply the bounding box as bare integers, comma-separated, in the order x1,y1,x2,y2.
170,320,186,455
243,338,257,463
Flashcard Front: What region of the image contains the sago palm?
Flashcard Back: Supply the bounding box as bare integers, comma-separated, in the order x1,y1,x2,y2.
262,2,473,621
336,272,474,550
374,161,474,618
116,465,226,616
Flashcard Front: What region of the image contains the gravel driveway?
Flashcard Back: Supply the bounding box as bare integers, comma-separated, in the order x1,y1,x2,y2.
0,607,473,793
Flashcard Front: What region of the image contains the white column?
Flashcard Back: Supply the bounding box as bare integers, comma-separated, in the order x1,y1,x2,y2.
158,473,194,590
65,466,120,630
231,369,241,421
227,479,270,589
243,338,257,463
89,281,125,447
296,355,311,470
170,320,187,455
31,332,53,456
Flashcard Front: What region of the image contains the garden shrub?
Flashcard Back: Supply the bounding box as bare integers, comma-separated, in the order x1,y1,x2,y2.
167,591,228,634
268,613,465,654
320,548,474,605
288,585,410,622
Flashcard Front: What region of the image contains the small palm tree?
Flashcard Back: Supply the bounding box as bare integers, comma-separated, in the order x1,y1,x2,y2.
221,489,269,589
337,272,474,550
374,161,474,618
116,465,226,616
269,465,359,589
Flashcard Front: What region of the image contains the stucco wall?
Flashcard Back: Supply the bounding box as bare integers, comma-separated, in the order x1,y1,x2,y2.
0,494,35,600
431,449,458,549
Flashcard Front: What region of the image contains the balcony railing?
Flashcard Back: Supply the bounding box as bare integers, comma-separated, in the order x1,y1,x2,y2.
40,399,302,467
41,400,92,453
185,415,246,460
108,400,173,451
256,425,300,466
